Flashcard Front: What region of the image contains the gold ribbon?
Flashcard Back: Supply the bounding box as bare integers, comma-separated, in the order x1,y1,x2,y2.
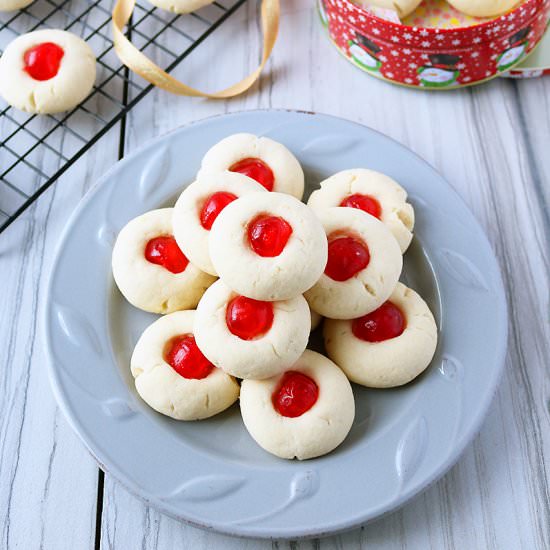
112,0,279,98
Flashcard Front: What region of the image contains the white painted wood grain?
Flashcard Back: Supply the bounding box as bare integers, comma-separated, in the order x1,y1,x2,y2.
0,126,122,549
1,0,549,548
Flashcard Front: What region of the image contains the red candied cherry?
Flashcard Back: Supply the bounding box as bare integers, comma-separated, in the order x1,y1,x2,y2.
229,158,275,191
144,236,189,274
200,191,237,230
164,334,214,379
23,42,64,81
226,296,274,340
340,194,382,219
272,371,319,418
247,215,293,257
352,301,406,343
325,236,370,282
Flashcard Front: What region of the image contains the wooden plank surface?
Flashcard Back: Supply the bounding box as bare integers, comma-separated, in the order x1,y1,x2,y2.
1,0,549,548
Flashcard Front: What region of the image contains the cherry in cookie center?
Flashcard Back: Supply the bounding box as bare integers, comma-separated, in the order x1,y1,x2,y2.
325,235,370,282
226,295,274,340
199,191,237,230
247,214,293,258
164,334,214,379
272,371,319,418
352,301,406,343
340,193,382,219
144,235,189,274
229,158,275,191
23,41,64,81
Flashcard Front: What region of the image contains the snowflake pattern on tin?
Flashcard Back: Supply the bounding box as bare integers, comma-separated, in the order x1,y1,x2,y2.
323,0,548,88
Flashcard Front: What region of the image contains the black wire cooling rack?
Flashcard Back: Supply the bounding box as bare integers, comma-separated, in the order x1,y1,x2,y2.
0,0,246,232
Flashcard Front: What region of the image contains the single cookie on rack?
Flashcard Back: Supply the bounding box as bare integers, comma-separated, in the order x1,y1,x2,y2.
446,0,519,17
240,350,355,460
304,207,402,320
307,168,415,253
194,280,311,380
324,283,438,388
199,133,305,199
0,30,96,114
209,192,328,301
131,310,240,420
0,0,33,12
172,171,266,276
146,0,214,14
112,208,216,314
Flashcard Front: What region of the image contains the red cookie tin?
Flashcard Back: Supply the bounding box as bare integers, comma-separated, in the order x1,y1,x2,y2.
319,0,550,88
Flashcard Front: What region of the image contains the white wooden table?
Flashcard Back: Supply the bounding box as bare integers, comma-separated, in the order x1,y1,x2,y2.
1,0,549,547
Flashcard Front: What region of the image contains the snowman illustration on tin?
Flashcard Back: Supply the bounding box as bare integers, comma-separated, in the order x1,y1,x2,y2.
497,27,531,72
418,54,461,88
348,34,382,73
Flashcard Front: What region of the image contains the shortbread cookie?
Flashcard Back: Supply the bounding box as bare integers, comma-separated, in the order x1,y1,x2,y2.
112,208,216,314
308,169,415,253
324,283,438,388
446,0,519,17
173,171,266,276
240,350,355,460
209,192,328,301
305,207,402,319
199,133,305,199
357,0,422,17
0,30,96,114
145,0,213,13
194,280,310,380
0,0,33,12
131,310,239,420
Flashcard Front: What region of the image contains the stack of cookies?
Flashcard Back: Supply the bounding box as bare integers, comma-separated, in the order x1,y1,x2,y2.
112,133,437,460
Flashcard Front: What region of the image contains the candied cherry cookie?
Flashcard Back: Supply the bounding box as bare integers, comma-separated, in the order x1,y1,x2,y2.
198,133,305,199
240,350,355,460
0,30,96,114
0,0,33,12
131,310,239,420
209,192,328,301
112,208,216,314
194,280,310,380
307,169,415,253
304,207,402,320
173,171,266,276
324,283,438,388
446,0,519,17
146,0,213,14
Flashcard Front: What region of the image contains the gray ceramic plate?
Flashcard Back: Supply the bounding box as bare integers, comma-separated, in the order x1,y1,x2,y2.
44,110,508,539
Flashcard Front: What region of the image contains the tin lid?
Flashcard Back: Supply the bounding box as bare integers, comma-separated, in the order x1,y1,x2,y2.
501,27,550,78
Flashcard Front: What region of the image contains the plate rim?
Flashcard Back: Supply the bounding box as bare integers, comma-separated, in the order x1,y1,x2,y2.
43,109,509,540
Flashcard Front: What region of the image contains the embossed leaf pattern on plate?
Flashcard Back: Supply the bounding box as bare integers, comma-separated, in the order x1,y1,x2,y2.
439,355,464,382
301,135,361,155
395,416,428,487
97,223,117,248
166,476,246,503
101,398,137,419
437,248,489,291
55,303,103,356
139,146,172,203
234,470,320,525
289,470,320,502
